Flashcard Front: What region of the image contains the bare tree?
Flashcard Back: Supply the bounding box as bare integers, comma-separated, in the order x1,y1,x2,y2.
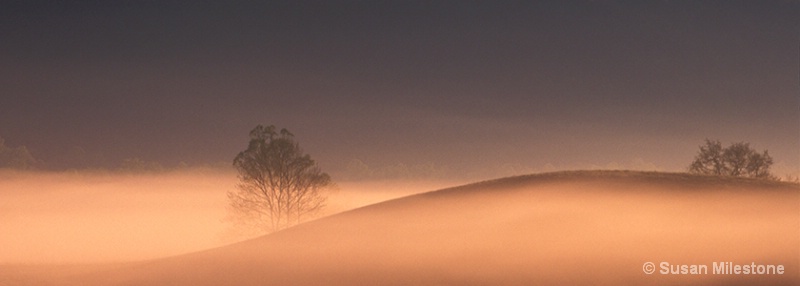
689,139,775,180
228,125,333,233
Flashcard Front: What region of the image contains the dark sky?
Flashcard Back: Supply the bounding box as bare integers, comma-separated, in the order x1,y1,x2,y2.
1,1,798,179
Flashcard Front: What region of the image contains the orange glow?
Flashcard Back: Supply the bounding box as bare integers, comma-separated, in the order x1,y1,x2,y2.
1,171,797,285
0,169,450,263
0,169,232,263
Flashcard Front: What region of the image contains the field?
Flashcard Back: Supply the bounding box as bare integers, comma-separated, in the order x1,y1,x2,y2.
2,170,798,285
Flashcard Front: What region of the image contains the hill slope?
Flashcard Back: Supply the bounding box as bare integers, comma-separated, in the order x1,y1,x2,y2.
21,171,800,285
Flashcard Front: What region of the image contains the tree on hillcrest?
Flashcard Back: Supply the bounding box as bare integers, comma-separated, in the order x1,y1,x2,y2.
689,139,775,180
228,125,333,233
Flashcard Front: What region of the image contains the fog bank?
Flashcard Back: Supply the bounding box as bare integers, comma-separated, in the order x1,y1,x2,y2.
0,169,452,263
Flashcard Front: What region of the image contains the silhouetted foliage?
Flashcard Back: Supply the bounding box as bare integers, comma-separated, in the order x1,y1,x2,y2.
0,137,37,169
689,139,775,180
228,125,333,233
118,157,164,173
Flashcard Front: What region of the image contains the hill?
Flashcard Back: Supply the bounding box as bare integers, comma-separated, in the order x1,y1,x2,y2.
10,171,800,285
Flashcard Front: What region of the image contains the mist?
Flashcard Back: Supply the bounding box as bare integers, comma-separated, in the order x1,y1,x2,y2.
0,169,452,264
0,169,228,263
20,171,791,286
1,171,797,285
1,1,797,285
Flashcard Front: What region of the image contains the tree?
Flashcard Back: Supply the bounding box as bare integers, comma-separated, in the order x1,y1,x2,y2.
689,139,775,180
0,137,38,169
228,125,333,233
118,157,164,173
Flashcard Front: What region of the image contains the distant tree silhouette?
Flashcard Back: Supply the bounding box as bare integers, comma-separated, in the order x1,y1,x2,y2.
689,139,775,180
0,137,37,169
228,125,333,233
118,157,164,173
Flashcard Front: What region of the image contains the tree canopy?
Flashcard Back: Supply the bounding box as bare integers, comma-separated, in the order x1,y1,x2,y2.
689,139,775,180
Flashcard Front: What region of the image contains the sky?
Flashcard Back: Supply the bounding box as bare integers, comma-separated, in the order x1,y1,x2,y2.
0,1,798,180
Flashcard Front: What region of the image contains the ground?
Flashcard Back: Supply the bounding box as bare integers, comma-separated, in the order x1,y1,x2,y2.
3,170,798,285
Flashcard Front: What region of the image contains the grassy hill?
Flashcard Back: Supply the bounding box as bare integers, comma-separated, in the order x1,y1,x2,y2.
10,170,800,285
